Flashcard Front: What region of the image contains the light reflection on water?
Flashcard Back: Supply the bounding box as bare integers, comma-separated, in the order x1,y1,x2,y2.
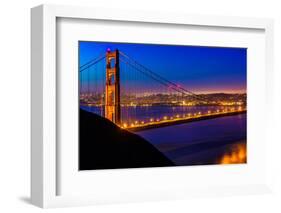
219,143,247,164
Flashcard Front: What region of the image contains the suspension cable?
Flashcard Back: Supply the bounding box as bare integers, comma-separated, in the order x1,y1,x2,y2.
119,51,207,101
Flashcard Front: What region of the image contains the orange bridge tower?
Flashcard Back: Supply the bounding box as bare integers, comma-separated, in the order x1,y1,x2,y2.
105,49,121,125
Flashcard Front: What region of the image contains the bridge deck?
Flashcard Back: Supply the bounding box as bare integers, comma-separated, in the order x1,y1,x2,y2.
123,110,246,132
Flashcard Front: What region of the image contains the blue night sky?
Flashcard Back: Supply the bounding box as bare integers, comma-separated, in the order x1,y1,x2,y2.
79,41,247,94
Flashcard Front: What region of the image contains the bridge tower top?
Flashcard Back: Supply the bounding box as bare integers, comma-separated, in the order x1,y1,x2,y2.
105,49,121,125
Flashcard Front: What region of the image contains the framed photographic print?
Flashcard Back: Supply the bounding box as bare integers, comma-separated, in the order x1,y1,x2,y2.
31,4,274,208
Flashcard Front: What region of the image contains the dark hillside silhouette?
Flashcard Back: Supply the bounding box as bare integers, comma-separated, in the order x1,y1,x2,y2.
79,109,174,170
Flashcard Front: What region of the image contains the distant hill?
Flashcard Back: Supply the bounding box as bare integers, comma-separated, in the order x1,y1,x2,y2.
79,109,174,170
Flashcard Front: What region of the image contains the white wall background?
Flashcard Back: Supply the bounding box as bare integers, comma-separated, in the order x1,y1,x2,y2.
0,0,280,212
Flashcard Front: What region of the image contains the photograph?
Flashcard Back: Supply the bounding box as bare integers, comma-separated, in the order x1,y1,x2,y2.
79,41,247,170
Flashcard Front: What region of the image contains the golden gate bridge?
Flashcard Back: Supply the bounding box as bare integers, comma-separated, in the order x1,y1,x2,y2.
79,49,246,131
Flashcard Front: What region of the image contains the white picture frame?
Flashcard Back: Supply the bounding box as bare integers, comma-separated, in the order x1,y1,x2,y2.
31,4,274,208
